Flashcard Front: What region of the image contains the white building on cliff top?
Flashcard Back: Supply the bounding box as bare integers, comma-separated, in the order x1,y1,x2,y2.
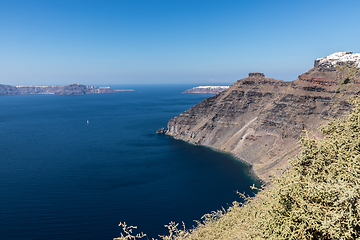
317,52,360,68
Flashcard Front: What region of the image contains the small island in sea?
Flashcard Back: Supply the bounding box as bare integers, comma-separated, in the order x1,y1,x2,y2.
0,83,116,95
182,85,229,94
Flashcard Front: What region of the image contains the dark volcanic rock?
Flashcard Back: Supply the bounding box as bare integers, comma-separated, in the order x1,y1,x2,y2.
248,72,265,78
156,128,167,134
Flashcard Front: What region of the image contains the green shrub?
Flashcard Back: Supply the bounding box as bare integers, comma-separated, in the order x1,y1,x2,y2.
237,97,360,239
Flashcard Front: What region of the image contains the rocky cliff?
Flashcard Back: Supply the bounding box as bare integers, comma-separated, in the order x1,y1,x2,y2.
0,83,115,95
166,52,360,181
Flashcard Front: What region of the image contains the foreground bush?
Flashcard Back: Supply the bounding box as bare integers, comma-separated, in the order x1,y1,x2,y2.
115,98,360,240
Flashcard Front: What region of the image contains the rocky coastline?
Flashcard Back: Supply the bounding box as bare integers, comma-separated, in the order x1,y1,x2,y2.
165,52,360,182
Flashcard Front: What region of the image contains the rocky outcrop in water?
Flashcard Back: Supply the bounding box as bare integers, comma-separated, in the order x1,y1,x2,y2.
166,52,360,181
156,128,167,134
0,83,115,95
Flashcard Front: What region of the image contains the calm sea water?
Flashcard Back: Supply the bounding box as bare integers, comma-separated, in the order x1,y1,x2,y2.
0,84,260,240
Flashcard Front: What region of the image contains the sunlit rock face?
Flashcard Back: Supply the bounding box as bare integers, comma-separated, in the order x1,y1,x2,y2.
300,52,360,87
167,52,360,181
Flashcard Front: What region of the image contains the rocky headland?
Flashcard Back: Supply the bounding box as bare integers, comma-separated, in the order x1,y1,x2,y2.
166,52,360,181
0,83,115,95
183,86,229,94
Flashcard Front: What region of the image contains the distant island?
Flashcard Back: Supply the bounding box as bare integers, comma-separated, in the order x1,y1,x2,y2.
0,83,116,95
183,85,229,94
114,89,134,92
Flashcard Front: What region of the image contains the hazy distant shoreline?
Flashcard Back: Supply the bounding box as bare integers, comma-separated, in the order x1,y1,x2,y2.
0,83,116,95
183,85,229,94
114,89,134,92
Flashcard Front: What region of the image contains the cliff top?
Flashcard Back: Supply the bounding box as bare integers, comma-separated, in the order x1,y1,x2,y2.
316,51,360,68
248,72,265,77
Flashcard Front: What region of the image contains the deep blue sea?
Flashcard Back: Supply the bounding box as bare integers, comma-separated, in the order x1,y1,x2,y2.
0,84,260,240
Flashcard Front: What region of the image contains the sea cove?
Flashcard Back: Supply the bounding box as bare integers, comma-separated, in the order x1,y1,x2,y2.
0,84,260,240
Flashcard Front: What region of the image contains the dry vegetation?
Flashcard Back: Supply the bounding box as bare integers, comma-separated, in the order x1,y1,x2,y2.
115,98,360,240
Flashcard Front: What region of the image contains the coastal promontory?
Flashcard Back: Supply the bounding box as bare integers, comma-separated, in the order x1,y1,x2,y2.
166,52,360,181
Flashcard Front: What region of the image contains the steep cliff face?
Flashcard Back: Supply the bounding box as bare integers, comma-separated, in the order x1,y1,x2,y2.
167,52,360,181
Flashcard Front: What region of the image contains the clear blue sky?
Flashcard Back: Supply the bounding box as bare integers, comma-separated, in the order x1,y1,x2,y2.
1,0,360,86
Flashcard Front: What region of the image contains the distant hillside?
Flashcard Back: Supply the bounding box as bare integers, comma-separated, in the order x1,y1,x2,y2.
183,86,229,94
167,52,360,181
0,83,115,95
